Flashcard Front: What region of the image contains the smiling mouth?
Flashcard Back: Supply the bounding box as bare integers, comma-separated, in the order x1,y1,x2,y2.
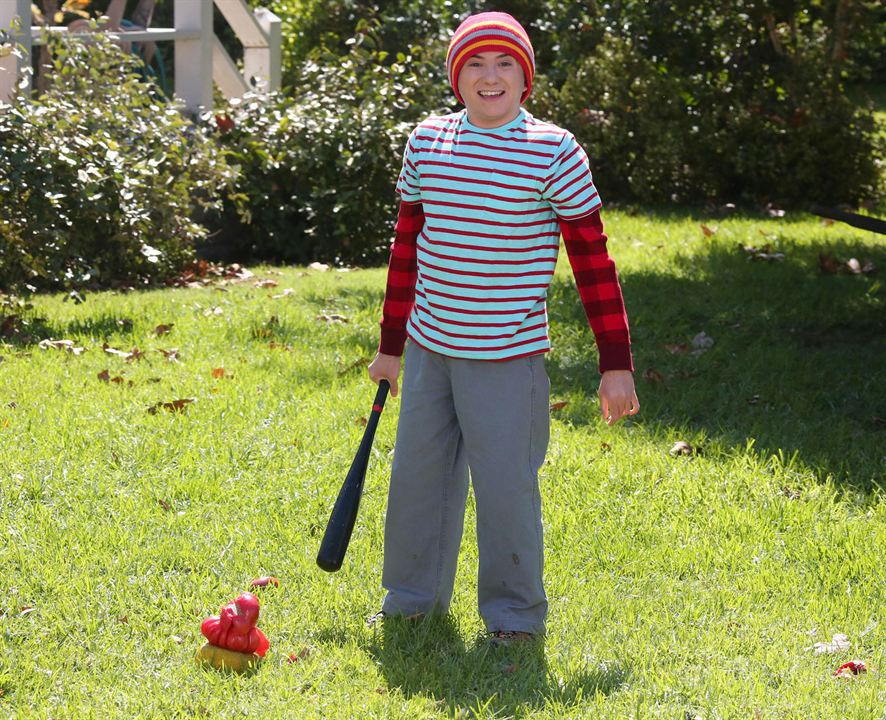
478,90,505,97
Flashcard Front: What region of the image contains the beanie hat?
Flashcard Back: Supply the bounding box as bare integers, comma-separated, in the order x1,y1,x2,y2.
446,12,535,105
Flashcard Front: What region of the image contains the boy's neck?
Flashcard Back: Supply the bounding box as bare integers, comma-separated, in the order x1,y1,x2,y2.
464,107,523,129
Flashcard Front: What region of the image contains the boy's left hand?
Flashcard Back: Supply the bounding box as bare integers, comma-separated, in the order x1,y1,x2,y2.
598,370,639,426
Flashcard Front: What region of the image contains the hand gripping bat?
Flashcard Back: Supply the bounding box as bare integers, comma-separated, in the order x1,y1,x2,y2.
316,380,390,572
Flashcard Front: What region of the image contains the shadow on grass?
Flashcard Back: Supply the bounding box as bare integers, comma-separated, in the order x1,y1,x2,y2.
547,236,886,488
365,615,628,716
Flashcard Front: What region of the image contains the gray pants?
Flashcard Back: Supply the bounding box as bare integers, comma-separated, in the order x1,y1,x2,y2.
381,342,550,634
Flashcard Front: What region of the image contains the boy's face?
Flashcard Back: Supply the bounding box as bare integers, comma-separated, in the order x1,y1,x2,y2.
457,51,525,129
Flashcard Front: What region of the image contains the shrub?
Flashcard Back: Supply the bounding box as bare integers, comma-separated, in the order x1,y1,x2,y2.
0,30,232,291
553,6,883,206
206,24,449,265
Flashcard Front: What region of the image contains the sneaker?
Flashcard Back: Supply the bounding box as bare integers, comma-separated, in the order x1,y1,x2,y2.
488,630,533,647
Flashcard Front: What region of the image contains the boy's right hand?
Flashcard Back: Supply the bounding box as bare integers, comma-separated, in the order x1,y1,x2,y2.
368,352,402,397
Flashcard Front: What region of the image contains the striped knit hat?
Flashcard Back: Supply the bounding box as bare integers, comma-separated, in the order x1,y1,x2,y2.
446,12,535,105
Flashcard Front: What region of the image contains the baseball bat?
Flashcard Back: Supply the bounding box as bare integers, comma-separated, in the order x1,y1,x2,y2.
316,380,390,572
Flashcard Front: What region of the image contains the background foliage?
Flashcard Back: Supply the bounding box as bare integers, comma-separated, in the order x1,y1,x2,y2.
0,32,231,291
1,1,883,281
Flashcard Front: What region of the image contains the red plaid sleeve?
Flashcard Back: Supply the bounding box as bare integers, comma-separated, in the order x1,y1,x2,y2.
560,210,633,373
378,201,425,356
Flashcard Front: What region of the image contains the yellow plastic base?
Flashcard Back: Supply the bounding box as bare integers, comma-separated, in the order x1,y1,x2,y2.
196,642,262,674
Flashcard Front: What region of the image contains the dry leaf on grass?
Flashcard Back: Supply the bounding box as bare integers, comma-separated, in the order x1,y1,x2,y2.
211,367,226,379
308,262,329,272
819,253,876,275
669,440,697,456
250,576,280,590
157,348,180,362
254,279,278,289
807,633,850,654
700,224,716,237
39,339,86,355
102,344,143,362
316,313,348,324
147,398,195,415
152,324,173,336
643,368,665,384
549,401,569,412
272,289,294,299
287,648,311,664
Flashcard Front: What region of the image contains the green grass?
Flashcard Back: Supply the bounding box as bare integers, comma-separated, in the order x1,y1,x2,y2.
1,209,884,719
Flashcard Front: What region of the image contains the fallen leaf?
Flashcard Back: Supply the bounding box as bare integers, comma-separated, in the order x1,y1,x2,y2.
39,339,86,355
643,368,664,384
820,217,835,227
250,576,280,590
833,660,866,678
118,616,128,624
169,635,183,645
765,203,785,218
268,342,292,351
549,401,569,412
808,633,850,654
663,343,690,354
781,486,801,500
316,313,348,324
98,369,111,382
600,442,612,452
254,279,278,288
691,332,714,350
117,318,134,331
211,367,225,379
203,306,224,317
746,394,761,405
158,499,172,511
356,416,368,427
700,224,716,237
152,324,173,336
20,606,35,616
669,441,696,456
272,288,294,299
147,398,195,415
102,344,143,362
64,290,85,304
288,648,311,663
308,262,329,272
157,348,180,362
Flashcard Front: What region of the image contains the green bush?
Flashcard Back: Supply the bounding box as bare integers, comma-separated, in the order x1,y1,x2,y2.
206,25,449,265
0,31,232,292
551,4,883,206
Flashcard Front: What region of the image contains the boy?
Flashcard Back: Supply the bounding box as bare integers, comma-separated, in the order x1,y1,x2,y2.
368,12,638,642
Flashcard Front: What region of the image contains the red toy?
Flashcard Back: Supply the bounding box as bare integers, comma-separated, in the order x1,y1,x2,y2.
197,592,269,673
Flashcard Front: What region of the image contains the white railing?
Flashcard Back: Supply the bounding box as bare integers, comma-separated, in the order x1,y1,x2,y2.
0,0,281,111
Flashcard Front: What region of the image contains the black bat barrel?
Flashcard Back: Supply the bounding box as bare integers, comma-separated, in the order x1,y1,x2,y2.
316,380,390,572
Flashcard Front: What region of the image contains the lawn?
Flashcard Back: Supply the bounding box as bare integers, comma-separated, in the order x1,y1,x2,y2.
0,209,884,719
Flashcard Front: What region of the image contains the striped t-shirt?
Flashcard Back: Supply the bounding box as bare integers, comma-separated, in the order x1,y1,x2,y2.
395,108,603,360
